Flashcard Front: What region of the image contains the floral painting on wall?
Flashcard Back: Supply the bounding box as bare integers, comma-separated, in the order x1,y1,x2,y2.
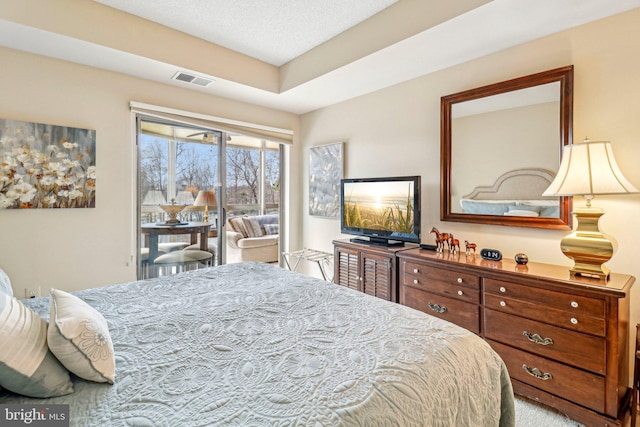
0,118,96,209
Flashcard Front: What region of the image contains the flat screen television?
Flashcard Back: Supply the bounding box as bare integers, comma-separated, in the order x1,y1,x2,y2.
340,175,421,246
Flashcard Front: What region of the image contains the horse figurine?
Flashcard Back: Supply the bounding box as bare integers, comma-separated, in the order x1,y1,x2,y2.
429,227,450,253
449,234,460,254
464,240,477,256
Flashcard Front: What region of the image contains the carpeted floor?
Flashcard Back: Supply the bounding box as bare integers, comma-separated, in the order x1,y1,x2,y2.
515,397,584,427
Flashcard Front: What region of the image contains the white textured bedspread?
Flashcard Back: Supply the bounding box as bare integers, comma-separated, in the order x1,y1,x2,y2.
1,262,515,426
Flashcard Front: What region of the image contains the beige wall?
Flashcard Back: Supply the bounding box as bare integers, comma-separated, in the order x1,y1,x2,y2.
0,46,299,295
299,9,640,373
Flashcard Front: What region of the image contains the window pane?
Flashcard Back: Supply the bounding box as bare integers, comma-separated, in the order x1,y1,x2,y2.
140,132,220,224
226,146,259,205
265,149,279,205
177,142,218,193
140,134,169,224
176,140,219,223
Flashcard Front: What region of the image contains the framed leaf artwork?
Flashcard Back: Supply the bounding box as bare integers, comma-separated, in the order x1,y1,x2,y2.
309,142,343,217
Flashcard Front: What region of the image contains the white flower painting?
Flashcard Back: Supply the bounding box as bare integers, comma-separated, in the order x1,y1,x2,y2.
0,118,96,209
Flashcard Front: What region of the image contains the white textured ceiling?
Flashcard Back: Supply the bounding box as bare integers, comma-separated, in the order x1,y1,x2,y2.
93,0,399,66
1,0,640,114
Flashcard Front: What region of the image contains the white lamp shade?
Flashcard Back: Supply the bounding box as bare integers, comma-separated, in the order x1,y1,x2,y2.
174,191,195,205
142,190,166,205
193,190,217,207
543,141,638,196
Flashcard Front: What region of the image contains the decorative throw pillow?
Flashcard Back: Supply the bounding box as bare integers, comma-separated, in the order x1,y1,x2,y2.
242,216,264,238
0,292,74,397
229,217,249,238
505,205,540,217
0,267,13,297
263,224,279,235
48,289,115,384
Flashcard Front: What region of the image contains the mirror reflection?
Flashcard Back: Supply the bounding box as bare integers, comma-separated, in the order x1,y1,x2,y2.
451,82,560,217
441,66,573,229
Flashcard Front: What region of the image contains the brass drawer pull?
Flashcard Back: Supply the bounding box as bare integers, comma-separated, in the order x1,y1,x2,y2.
427,302,447,314
523,364,553,381
523,331,554,346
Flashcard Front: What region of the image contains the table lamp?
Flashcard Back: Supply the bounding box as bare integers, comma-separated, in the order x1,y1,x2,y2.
194,190,217,223
142,190,166,206
543,138,638,280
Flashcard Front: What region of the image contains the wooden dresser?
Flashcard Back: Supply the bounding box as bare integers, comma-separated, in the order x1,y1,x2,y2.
397,248,634,427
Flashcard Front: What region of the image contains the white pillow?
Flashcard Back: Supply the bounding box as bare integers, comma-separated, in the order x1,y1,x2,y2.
0,267,13,297
504,209,539,217
48,289,115,384
0,292,74,397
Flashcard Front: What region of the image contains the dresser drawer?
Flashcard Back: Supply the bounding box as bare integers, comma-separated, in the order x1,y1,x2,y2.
403,261,480,289
484,309,605,374
401,285,480,333
484,278,605,318
484,294,605,337
488,340,605,413
402,271,480,304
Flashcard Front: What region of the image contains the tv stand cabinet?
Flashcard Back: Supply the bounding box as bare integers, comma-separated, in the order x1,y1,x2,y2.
397,248,634,427
332,239,415,302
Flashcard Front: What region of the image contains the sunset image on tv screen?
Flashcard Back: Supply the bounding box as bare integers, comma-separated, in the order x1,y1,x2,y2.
343,181,414,233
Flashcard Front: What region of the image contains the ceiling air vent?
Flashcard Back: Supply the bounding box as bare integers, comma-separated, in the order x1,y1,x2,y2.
172,72,214,87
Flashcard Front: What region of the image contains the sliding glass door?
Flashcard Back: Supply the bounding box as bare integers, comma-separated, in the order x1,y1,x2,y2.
136,117,282,279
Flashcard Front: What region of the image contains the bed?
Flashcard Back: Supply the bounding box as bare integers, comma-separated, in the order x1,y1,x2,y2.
1,262,515,426
459,168,560,217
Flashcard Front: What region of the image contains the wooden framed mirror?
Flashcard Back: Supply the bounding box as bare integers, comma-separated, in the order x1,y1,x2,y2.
441,66,573,230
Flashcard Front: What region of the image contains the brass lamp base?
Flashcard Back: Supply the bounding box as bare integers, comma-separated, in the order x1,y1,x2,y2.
561,208,612,281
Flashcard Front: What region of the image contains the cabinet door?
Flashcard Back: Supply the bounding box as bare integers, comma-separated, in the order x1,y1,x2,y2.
334,246,360,291
360,251,394,301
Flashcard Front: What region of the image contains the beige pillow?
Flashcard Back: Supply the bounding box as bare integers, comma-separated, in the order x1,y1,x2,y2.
229,217,249,238
242,216,264,238
0,292,73,397
48,289,115,384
